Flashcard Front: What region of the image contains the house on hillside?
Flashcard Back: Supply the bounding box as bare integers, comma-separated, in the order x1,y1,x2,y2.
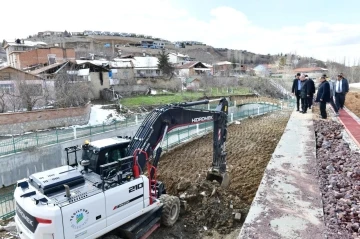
18,47,75,71
168,52,190,64
3,40,47,69
109,60,135,85
0,66,51,112
212,61,248,76
30,61,110,100
253,64,271,77
131,56,161,78
176,61,210,77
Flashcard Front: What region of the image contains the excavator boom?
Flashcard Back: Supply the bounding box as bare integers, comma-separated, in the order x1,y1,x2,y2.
126,97,230,187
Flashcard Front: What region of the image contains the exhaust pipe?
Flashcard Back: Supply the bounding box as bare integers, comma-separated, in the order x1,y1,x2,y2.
64,184,71,198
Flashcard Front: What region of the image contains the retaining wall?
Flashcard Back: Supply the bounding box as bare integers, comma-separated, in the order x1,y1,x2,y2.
0,104,91,135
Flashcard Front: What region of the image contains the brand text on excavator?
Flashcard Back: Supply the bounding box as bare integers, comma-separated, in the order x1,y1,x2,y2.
191,116,213,123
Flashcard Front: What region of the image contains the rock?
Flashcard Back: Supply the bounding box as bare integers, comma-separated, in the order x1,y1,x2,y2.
177,180,191,191
352,223,360,231
2,221,16,232
234,213,242,221
326,164,336,172
334,192,345,199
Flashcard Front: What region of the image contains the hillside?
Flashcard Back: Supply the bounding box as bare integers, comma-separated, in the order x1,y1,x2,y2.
26,35,277,65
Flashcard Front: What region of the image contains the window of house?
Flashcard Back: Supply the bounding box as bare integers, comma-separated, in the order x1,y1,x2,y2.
0,84,14,93
0,73,10,80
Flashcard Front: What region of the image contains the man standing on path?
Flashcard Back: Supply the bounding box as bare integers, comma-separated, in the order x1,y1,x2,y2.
291,73,302,111
335,73,349,110
300,74,309,113
305,74,315,109
327,75,339,116
316,76,331,119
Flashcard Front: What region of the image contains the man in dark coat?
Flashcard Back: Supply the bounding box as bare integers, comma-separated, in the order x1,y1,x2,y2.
299,74,310,113
305,75,315,109
315,76,331,119
335,73,349,110
291,73,302,111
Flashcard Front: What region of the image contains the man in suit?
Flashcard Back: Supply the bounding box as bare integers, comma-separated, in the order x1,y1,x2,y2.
305,74,315,109
291,73,302,111
315,76,331,119
299,74,310,113
327,75,339,116
335,73,349,110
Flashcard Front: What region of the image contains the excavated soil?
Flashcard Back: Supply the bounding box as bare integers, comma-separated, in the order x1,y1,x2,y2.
345,92,360,118
149,111,291,239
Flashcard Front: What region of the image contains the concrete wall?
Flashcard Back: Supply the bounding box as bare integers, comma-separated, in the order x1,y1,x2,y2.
0,125,139,187
0,104,91,135
113,84,148,96
90,72,110,99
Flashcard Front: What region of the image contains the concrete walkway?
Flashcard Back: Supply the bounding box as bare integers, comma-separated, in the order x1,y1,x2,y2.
238,110,325,239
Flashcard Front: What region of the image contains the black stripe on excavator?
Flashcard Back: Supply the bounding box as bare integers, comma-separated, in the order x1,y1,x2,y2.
16,202,38,233
113,194,143,210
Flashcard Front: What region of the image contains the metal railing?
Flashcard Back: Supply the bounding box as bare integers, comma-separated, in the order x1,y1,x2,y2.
0,103,234,157
0,101,295,219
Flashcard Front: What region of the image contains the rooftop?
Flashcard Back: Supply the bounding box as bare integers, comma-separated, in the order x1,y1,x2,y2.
4,40,47,48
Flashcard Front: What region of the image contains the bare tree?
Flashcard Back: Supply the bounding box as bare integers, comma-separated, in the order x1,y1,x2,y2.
54,72,92,108
0,92,6,113
5,78,48,111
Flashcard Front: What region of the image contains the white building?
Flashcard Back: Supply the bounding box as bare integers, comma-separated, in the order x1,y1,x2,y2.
168,52,190,64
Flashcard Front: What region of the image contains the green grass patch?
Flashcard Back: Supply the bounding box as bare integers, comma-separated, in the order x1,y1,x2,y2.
120,87,250,107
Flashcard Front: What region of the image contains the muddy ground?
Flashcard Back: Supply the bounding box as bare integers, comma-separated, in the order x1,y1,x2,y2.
345,92,360,118
149,111,291,239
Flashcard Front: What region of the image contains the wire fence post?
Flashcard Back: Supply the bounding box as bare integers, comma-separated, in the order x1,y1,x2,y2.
257,106,260,115
36,132,39,146
73,127,77,140
231,113,234,122
196,124,199,134
12,136,16,153
56,129,59,143
207,104,210,110
135,115,138,125
178,129,180,143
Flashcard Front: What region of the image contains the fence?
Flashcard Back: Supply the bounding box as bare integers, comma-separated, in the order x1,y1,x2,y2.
0,102,293,219
0,102,234,157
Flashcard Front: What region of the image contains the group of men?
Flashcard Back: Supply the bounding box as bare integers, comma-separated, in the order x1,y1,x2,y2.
291,73,349,119
291,73,316,113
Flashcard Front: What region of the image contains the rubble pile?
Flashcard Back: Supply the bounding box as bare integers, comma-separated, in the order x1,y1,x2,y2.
315,120,360,238
176,178,248,235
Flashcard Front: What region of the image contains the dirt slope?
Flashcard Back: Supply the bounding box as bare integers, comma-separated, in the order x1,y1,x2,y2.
150,111,291,239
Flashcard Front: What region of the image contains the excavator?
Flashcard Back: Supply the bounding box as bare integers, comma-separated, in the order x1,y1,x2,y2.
13,97,230,239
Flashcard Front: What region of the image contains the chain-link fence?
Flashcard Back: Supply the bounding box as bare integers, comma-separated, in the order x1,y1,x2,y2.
0,103,241,156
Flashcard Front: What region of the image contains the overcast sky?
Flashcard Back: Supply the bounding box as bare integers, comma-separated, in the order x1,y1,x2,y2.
2,0,360,65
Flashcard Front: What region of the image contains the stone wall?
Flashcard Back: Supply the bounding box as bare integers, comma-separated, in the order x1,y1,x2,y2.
0,104,91,135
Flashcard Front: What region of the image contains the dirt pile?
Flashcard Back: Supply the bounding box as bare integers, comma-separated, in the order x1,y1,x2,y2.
345,92,360,118
150,111,291,238
315,120,360,238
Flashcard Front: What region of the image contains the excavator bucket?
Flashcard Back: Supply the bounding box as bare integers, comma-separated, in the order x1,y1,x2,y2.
206,169,231,188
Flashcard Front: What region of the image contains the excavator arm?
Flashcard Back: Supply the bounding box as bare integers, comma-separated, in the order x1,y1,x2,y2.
126,97,230,187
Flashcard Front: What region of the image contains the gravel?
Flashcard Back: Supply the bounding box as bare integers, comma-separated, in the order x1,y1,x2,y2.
315,120,360,239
